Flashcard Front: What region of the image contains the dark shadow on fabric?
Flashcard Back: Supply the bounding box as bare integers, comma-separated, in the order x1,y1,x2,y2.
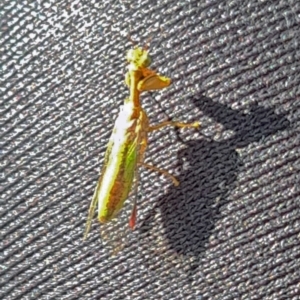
138,95,290,260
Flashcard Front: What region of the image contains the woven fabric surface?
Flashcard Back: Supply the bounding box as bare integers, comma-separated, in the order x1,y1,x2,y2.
1,0,300,299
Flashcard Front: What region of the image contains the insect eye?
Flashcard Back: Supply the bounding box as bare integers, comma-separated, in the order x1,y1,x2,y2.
126,49,135,62
140,54,151,68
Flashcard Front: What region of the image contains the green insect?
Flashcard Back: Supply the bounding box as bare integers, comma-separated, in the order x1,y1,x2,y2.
84,45,199,241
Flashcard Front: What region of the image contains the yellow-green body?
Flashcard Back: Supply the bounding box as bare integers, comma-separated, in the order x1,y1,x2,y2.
84,46,165,239
84,46,199,240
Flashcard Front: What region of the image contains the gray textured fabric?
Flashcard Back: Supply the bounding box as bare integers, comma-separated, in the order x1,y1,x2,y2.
1,1,300,299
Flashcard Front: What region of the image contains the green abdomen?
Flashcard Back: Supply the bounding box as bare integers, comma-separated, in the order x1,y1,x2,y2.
98,134,137,223
96,105,148,223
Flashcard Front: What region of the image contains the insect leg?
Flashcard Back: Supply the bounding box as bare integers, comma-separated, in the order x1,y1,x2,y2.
148,120,200,132
137,73,171,91
140,162,179,186
83,185,100,240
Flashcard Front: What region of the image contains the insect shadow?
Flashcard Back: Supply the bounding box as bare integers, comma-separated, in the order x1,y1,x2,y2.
138,95,290,259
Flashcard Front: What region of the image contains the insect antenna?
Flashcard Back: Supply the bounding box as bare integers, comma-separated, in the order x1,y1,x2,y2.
127,34,153,51
143,36,152,51
127,34,138,47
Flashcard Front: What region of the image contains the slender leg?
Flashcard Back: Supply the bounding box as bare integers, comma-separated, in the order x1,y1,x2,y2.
148,120,200,132
143,120,199,187
83,182,100,240
141,162,179,186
